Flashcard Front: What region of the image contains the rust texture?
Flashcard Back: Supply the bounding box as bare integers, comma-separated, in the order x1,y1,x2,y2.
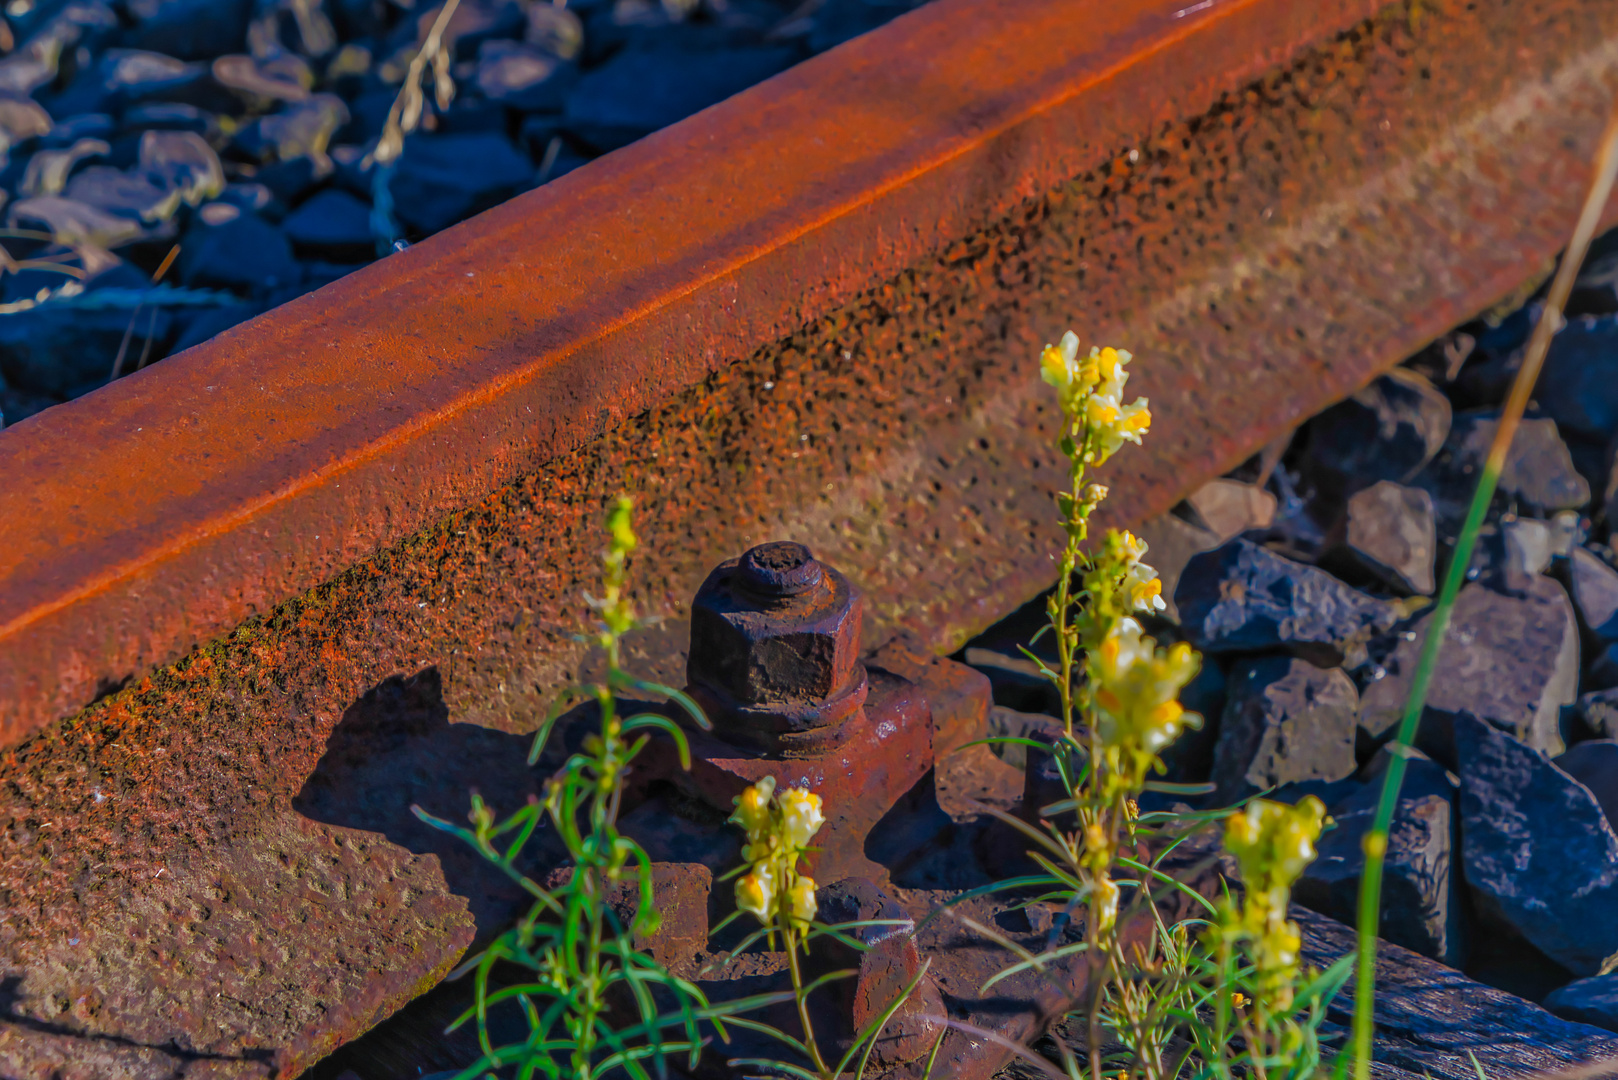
0,0,1617,1076
0,0,1433,748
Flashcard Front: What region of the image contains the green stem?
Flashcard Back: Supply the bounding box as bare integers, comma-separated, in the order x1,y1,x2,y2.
784,923,830,1077
1350,108,1618,1079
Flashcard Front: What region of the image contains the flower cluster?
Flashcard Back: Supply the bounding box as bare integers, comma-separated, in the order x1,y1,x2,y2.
1089,621,1202,797
730,776,825,932
1080,529,1168,648
1219,796,1329,1013
1039,331,1151,466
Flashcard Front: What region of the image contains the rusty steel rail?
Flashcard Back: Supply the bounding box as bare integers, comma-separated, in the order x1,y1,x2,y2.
2,0,1618,1075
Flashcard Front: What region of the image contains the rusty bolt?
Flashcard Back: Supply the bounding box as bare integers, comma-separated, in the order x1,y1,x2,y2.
687,541,867,750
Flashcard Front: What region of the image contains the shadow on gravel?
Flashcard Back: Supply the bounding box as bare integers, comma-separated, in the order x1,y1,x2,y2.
291,666,563,941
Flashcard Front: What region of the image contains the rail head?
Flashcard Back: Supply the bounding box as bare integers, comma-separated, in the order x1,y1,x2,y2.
0,0,1393,750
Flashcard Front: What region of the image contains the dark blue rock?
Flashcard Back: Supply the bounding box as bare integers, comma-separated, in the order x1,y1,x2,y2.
64,165,182,222
1526,316,1618,441
475,39,575,111
1456,711,1618,977
808,0,922,52
98,48,207,105
39,113,114,148
282,188,374,257
233,95,349,165
1212,655,1359,804
1359,578,1579,756
0,305,173,397
169,299,270,354
252,157,320,205
1553,739,1618,834
1421,410,1590,518
1569,546,1618,645
179,212,299,294
1546,973,1618,1033
1173,539,1398,665
1300,368,1451,496
563,44,796,151
1579,687,1618,739
389,132,533,234
1295,751,1462,965
1,248,145,305
121,0,252,60
123,102,216,135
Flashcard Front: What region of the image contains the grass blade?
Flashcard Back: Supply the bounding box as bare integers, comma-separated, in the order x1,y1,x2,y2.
1350,105,1618,1080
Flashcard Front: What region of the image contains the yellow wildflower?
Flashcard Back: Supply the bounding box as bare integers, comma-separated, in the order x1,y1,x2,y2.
1122,562,1166,614
729,775,776,841
1225,797,1326,914
787,876,818,926
737,869,776,921
729,777,825,931
1040,331,1096,412
1084,391,1151,464
777,787,825,852
1221,797,1328,1014
1091,875,1119,932
1090,622,1202,790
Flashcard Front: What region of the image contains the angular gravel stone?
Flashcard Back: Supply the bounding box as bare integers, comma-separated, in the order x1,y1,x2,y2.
1359,577,1578,756
282,188,373,255
1528,316,1618,441
1579,688,1618,739
1553,739,1618,831
8,194,145,248
390,131,535,235
1174,539,1398,665
564,44,796,151
123,0,252,60
1432,411,1590,514
1184,478,1277,542
138,129,222,206
179,210,298,294
1295,751,1461,964
1334,480,1436,594
475,39,574,110
1300,368,1451,494
1546,974,1618,1033
1211,656,1358,802
1570,546,1618,644
64,164,183,222
1456,711,1618,976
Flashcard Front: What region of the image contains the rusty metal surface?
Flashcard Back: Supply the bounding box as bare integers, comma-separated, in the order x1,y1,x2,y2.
0,0,1488,750
1,0,1617,1076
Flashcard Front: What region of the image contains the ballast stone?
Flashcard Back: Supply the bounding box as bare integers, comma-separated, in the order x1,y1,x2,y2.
1174,539,1397,666
1568,546,1618,645
1546,973,1618,1034
1299,368,1452,495
1211,656,1358,803
1334,480,1437,594
1295,751,1460,965
1455,712,1618,977
1358,577,1578,756
1426,411,1590,517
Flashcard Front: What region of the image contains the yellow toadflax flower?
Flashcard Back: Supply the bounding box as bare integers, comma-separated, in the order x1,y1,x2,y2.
1040,330,1098,412
729,776,825,931
777,786,825,851
1221,796,1329,1013
1089,621,1202,793
737,868,776,921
